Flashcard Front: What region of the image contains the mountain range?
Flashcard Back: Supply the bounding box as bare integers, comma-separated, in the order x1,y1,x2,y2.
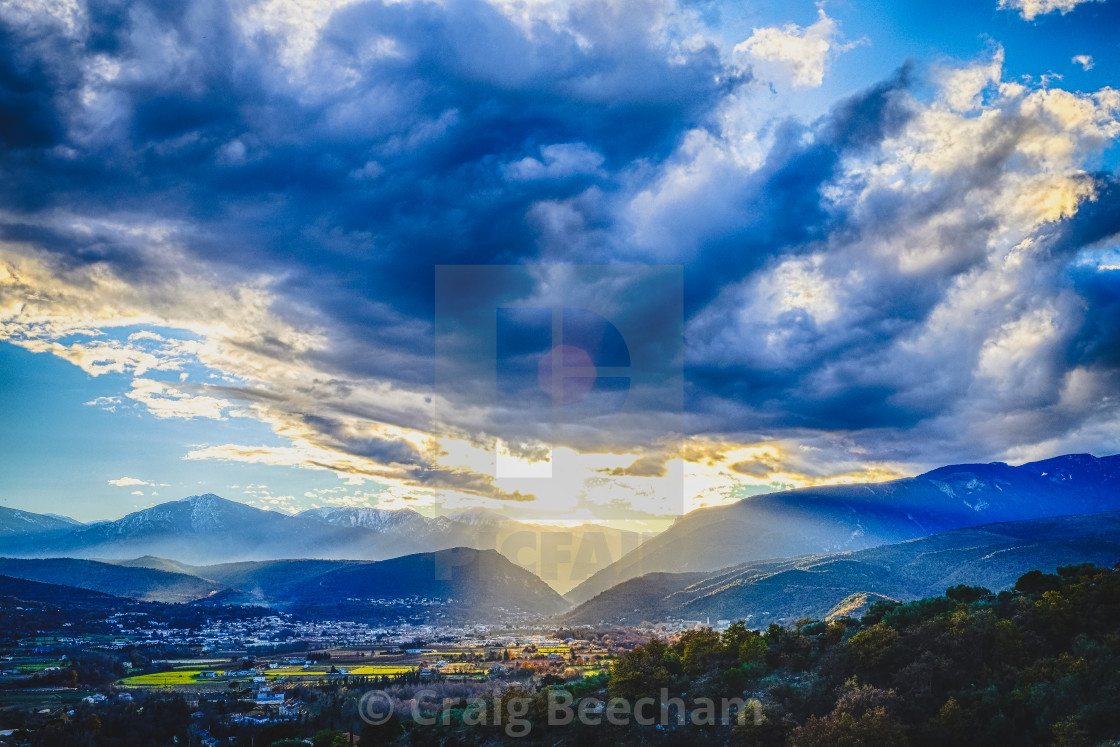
0,505,81,537
565,453,1120,604
3,508,1119,627
0,495,643,594
1,452,1118,626
0,548,567,622
0,557,222,603
0,573,123,609
562,510,1120,627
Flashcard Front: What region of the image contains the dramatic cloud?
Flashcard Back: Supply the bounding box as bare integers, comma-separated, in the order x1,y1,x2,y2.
1,0,1119,521
684,51,1120,465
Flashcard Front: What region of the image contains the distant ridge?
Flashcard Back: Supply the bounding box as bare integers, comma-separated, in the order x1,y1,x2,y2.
0,495,643,593
192,548,569,620
562,510,1120,627
566,453,1120,604
0,557,220,603
0,548,568,621
0,573,122,607
0,505,81,536
0,494,404,565
110,555,202,577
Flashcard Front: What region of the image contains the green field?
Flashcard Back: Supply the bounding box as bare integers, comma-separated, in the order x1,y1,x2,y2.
0,689,95,709
574,667,609,677
346,665,418,676
16,662,66,672
161,658,230,667
265,666,324,676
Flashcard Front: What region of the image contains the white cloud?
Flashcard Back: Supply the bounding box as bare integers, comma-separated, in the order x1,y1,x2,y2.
237,0,367,76
503,143,605,181
939,48,1004,112
1073,54,1095,71
109,476,150,487
1,0,84,36
733,9,857,88
126,379,234,421
998,0,1103,21
85,395,124,412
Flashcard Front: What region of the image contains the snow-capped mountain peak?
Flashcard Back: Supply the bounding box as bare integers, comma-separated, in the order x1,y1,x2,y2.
0,506,81,536
297,506,428,532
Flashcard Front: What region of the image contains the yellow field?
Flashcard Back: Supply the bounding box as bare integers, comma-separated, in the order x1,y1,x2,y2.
119,670,204,687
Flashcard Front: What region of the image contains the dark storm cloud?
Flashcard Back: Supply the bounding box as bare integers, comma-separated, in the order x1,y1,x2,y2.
1069,263,1120,369
3,0,1120,478
0,0,737,395
679,63,1120,464
0,24,68,149
682,69,925,425
1055,174,1120,370
1056,174,1120,255
301,413,428,466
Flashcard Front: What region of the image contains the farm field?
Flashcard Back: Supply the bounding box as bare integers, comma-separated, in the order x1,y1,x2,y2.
261,665,352,677
571,665,609,677
118,670,206,687
344,665,418,676
263,663,419,677
15,661,66,672
0,688,96,709
107,642,609,693
160,658,231,667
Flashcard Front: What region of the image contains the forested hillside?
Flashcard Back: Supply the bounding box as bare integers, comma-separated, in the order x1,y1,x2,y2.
403,562,1120,745
606,562,1120,745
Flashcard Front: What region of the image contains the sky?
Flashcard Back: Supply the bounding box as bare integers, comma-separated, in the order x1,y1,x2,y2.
1,0,1119,525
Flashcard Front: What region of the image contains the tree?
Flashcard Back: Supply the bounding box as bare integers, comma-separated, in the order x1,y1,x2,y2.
721,621,752,652
1015,570,1061,594
945,585,990,604
609,639,672,701
738,634,768,665
360,712,403,744
790,685,909,747
257,722,297,745
678,628,723,676
791,707,909,747
846,623,899,671
1051,719,1088,747
312,729,349,747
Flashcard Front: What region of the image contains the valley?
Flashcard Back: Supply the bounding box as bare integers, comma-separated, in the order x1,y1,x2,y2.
1,452,1120,745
